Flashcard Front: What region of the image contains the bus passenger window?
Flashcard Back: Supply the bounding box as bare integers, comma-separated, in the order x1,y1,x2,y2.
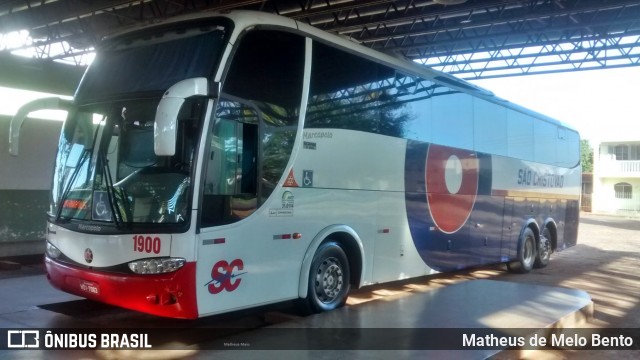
202,100,259,226
200,30,304,228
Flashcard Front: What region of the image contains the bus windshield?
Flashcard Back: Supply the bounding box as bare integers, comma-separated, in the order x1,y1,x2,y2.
48,20,228,229
50,97,206,227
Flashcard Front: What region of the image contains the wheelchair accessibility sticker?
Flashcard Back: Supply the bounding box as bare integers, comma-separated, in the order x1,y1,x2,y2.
302,170,313,187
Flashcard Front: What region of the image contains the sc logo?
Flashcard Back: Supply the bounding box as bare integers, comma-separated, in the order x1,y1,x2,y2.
206,259,246,294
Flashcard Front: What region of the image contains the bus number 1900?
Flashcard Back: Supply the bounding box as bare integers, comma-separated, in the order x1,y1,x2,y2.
133,235,161,254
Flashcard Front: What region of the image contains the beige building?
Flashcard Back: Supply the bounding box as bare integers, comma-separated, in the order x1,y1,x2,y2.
593,139,640,214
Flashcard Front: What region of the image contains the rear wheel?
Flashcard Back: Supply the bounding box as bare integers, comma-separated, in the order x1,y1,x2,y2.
305,241,351,313
534,227,552,268
507,227,537,274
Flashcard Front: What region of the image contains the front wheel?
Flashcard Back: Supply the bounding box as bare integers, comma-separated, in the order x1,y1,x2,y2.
305,241,351,313
507,227,537,274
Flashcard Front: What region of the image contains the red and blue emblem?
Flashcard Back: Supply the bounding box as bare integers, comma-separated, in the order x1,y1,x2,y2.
405,141,492,271
425,144,478,234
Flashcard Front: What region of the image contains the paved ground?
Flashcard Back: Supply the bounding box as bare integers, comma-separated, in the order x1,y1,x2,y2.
344,212,640,359
0,212,638,359
336,213,640,360
500,212,640,359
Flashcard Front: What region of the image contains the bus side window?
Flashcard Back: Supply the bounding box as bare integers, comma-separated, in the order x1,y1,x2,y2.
202,100,259,226
200,30,305,228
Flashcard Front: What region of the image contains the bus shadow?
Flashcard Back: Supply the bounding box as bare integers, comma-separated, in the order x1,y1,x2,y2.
348,241,640,331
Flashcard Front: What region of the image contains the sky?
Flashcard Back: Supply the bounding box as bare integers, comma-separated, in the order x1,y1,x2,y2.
2,65,639,146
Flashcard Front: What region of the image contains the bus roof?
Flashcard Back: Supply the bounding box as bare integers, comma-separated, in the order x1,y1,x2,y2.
102,10,579,134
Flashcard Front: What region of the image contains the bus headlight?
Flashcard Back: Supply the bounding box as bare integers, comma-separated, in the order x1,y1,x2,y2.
46,242,62,259
128,258,186,274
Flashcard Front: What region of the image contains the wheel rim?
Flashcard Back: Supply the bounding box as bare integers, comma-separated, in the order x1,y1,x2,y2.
315,257,344,303
540,229,551,260
523,236,535,266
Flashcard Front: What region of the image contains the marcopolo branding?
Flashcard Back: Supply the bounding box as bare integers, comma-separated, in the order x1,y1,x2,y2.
303,131,333,140
78,224,102,232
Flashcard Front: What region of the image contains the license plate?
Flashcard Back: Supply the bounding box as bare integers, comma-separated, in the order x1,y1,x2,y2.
79,280,100,295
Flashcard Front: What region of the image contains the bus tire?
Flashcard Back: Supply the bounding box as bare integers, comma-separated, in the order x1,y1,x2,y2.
507,227,537,274
305,241,351,313
534,227,552,268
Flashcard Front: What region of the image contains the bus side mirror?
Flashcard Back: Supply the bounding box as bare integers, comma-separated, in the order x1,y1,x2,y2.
9,97,73,156
154,77,209,156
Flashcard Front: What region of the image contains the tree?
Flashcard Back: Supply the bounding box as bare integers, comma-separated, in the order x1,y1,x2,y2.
581,139,593,172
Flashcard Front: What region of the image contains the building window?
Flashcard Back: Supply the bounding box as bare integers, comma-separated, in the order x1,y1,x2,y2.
614,182,632,199
614,145,629,160
632,144,640,160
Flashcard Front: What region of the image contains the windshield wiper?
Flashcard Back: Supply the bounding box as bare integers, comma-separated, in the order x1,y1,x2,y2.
99,150,129,228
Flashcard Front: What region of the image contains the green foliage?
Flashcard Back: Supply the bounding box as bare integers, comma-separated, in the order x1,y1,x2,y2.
580,139,593,172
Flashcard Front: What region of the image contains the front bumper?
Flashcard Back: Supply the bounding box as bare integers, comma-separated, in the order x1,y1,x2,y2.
45,256,198,319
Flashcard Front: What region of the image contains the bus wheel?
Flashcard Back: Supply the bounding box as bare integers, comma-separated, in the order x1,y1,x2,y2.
306,241,351,313
507,227,536,274
534,227,552,268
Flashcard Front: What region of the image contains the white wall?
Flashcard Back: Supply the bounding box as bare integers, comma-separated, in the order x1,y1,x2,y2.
0,116,62,190
593,176,640,213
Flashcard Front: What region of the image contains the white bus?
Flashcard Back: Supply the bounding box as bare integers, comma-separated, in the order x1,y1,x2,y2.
9,11,581,319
